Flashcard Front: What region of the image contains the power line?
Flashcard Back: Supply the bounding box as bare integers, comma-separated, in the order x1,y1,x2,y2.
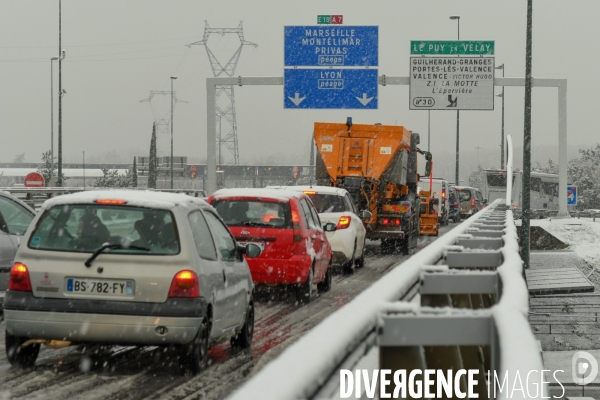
0,52,202,63
0,35,202,49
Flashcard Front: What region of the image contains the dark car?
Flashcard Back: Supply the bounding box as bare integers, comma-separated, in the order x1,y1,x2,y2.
454,186,487,218
0,191,36,301
447,187,461,223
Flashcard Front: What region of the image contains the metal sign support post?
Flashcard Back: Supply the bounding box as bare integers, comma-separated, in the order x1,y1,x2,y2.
206,77,283,194
205,77,567,219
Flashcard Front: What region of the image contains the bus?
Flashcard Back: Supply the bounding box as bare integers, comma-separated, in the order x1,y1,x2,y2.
482,169,565,218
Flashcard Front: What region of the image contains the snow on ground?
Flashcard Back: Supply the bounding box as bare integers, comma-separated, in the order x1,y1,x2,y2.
529,217,600,267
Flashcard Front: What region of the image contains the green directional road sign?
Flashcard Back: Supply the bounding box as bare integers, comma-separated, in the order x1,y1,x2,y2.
411,41,494,55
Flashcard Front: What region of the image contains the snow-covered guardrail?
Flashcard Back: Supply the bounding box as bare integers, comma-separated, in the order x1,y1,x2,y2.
230,199,545,400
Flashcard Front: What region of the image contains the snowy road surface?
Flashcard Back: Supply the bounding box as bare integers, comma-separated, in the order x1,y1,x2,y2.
0,225,452,399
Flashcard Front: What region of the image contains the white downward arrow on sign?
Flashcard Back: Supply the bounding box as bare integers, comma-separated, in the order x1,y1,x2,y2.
356,93,374,106
288,92,306,106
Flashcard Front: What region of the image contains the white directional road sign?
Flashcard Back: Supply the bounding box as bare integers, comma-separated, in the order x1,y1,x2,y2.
409,56,494,110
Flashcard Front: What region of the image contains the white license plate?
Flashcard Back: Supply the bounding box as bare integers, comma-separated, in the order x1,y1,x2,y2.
238,241,265,251
66,278,134,296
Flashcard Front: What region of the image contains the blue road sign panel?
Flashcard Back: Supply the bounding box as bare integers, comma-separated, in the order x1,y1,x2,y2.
567,185,577,205
284,26,378,67
284,69,378,109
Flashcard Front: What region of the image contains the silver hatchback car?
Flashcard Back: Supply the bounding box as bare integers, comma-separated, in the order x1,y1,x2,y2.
3,190,260,373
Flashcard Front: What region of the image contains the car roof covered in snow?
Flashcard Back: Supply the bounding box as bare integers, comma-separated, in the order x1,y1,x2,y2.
41,189,207,211
209,188,303,202
268,185,347,196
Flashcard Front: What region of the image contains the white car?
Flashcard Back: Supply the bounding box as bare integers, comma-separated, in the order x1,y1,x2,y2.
4,190,261,372
269,186,368,273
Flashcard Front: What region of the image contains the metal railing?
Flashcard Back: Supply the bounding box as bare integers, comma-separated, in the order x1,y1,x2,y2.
230,199,545,400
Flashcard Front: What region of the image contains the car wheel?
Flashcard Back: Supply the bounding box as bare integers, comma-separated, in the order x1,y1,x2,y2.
317,262,332,293
355,238,366,268
381,238,395,254
343,241,357,274
5,330,40,368
399,236,410,255
231,300,254,349
296,266,313,304
178,317,210,374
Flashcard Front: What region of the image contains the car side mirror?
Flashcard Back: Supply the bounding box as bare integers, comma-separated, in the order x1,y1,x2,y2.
360,210,372,219
239,243,262,258
323,222,337,232
483,199,488,205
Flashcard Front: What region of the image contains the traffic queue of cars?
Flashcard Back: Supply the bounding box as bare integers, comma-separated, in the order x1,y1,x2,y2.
1,181,488,372
1,186,369,371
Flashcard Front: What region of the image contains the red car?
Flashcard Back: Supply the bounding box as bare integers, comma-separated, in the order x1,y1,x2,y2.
208,188,334,303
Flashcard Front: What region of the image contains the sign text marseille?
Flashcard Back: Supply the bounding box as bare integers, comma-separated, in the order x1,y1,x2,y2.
284,26,378,67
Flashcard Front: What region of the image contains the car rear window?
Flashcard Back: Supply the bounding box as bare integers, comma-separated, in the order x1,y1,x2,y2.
306,194,345,213
456,189,472,201
29,205,179,255
212,200,292,228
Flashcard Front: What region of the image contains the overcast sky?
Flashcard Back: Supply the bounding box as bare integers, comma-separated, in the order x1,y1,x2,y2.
0,0,596,179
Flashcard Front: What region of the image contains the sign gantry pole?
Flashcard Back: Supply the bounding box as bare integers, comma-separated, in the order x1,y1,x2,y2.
205,75,568,217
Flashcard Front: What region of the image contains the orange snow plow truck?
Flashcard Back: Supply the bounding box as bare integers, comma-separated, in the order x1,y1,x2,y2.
314,118,437,254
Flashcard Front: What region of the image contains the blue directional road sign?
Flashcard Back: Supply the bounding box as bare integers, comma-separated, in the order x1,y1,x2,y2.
284,69,378,109
567,185,577,205
284,26,378,67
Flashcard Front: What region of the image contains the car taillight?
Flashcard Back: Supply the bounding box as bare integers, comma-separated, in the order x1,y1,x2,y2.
337,216,351,230
290,203,305,255
291,208,302,242
9,262,32,292
382,218,389,225
471,198,476,209
442,189,446,198
395,218,400,226
168,270,199,298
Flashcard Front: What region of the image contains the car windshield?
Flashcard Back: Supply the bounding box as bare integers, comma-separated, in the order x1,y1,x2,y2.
29,205,179,254
212,200,292,228
456,190,472,201
306,194,345,213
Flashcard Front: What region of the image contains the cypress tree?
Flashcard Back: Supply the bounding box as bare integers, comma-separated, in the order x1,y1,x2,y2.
132,156,138,188
148,122,157,189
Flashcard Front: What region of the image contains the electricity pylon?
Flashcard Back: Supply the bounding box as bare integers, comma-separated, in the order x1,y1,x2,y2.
140,91,187,157
188,21,257,165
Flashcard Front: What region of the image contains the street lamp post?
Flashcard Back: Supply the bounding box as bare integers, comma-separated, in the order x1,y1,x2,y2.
427,110,430,152
496,64,505,169
474,146,482,167
170,76,177,189
50,56,59,179
450,15,460,184
57,0,65,187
